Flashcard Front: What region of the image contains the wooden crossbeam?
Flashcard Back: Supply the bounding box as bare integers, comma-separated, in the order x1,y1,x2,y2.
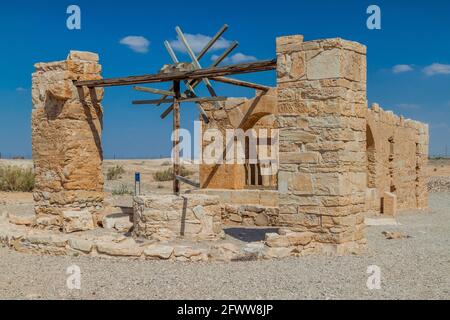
175,175,200,188
133,96,227,105
73,59,276,87
160,41,239,120
211,76,271,91
133,86,175,96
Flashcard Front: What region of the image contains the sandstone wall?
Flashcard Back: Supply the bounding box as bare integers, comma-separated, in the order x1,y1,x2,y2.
276,35,367,254
192,189,278,226
365,104,429,213
32,51,104,231
133,194,223,241
199,89,278,189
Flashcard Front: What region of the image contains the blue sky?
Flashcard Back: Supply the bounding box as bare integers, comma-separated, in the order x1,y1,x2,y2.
0,0,449,158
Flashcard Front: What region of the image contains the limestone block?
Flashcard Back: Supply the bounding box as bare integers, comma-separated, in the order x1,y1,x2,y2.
286,231,313,246
264,247,293,259
102,213,131,230
68,51,99,62
9,214,36,226
383,192,397,216
68,238,93,253
306,48,341,80
62,210,94,233
96,239,143,257
265,233,290,247
144,245,174,259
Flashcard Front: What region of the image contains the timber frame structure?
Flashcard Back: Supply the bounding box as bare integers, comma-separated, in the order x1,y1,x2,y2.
74,25,277,194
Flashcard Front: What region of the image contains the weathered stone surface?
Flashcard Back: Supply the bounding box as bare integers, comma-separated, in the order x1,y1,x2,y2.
9,214,36,226
286,231,313,246
62,210,94,233
383,192,397,216
102,213,132,232
133,194,223,241
144,244,174,259
32,50,104,230
96,239,143,257
265,233,290,247
68,238,93,253
264,247,293,259
212,243,241,261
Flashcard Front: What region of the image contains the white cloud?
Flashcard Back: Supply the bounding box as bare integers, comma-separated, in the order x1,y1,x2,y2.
395,103,421,110
16,87,27,92
119,36,150,53
392,64,413,74
211,52,257,65
170,33,231,54
423,63,450,76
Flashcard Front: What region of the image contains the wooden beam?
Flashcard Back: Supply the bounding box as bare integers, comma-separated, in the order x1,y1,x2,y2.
133,96,227,105
180,96,227,103
160,41,239,120
211,76,271,91
173,80,181,195
133,98,173,105
74,59,277,87
175,175,200,188
187,41,238,90
175,26,217,97
133,86,175,96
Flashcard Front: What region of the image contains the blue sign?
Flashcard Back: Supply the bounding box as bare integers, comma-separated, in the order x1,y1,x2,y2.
135,172,141,182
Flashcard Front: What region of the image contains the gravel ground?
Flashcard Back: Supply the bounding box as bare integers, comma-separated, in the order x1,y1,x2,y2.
428,176,450,193
0,193,449,300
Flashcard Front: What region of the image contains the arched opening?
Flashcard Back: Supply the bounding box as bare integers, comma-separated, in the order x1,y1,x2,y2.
366,125,376,188
244,114,277,189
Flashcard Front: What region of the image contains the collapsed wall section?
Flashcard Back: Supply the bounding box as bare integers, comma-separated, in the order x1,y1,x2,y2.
31,51,104,231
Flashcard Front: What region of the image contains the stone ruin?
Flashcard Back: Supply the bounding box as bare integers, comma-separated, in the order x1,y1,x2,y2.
0,34,429,261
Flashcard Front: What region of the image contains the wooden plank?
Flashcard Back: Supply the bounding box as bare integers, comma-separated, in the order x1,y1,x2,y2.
180,96,227,103
195,24,228,61
211,76,271,91
158,24,228,106
175,26,217,97
160,41,238,119
132,98,173,105
133,86,175,96
74,59,277,87
133,96,227,105
187,41,238,89
175,175,200,188
159,41,210,123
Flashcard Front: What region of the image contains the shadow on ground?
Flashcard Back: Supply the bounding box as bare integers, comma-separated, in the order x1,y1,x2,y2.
224,227,279,242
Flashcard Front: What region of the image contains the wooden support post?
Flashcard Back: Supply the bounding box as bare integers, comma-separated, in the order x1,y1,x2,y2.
173,80,181,194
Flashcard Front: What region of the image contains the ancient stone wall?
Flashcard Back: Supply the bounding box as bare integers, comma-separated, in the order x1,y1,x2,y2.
32,51,104,231
199,89,278,189
365,103,429,213
133,194,223,241
276,35,367,254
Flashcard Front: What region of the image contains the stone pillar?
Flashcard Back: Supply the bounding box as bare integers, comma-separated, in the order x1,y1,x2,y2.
276,36,367,254
32,51,104,231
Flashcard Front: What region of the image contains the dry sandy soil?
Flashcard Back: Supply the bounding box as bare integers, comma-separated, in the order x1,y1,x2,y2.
0,159,449,299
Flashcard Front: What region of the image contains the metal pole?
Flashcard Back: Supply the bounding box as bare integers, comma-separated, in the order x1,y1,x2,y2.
173,80,181,194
